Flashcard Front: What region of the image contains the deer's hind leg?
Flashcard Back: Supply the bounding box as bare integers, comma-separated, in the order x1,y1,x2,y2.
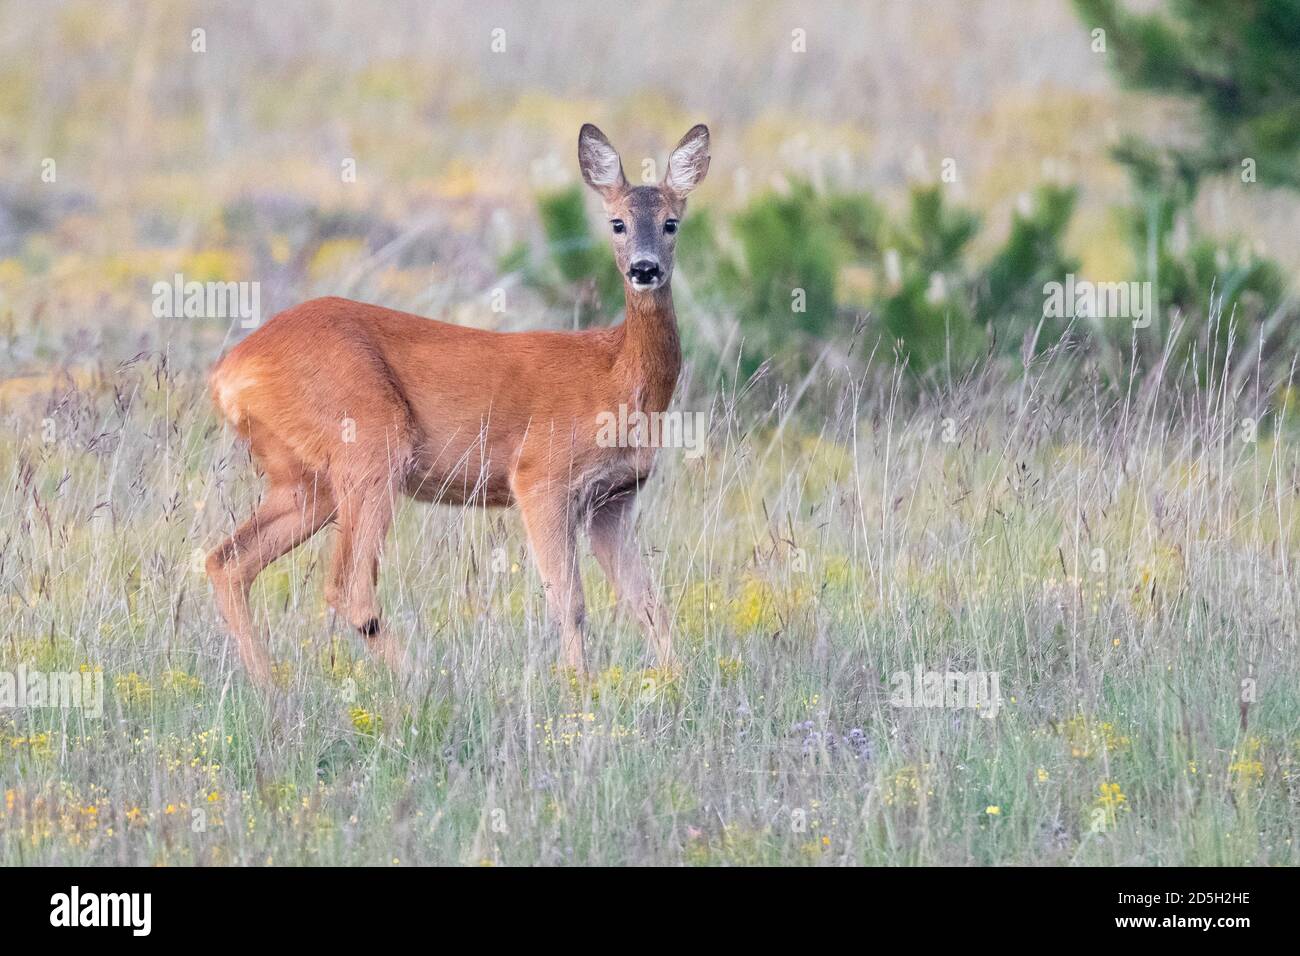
208,427,335,687
325,428,412,672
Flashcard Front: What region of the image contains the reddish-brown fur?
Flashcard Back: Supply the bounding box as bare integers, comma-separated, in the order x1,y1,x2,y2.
207,124,709,685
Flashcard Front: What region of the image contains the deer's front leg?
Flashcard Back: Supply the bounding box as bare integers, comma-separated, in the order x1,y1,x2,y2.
589,493,673,668
516,488,588,675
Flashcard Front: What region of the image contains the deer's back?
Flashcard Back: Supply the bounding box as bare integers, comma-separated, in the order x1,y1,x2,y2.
211,296,635,504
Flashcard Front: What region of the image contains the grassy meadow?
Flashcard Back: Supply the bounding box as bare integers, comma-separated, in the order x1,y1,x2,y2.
2,334,1299,865
3,1,1300,867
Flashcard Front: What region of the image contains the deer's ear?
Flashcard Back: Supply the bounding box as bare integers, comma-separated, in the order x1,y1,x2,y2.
664,124,710,198
578,124,626,199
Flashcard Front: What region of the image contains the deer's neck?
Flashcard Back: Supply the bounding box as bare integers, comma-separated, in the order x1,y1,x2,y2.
617,283,681,413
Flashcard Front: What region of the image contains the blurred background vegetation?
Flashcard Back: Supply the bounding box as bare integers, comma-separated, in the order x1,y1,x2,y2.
1,0,1298,394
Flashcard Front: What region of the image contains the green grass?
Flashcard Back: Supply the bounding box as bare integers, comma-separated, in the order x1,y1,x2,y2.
2,334,1297,866
3,0,1298,869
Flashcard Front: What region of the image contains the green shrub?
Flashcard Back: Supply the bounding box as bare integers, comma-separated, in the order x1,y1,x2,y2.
523,179,1082,379
675,207,743,300
977,185,1079,354
1113,141,1290,383
874,185,983,372
732,182,842,363
533,185,623,324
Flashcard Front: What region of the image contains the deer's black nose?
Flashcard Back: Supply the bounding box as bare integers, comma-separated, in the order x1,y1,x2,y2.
628,259,661,284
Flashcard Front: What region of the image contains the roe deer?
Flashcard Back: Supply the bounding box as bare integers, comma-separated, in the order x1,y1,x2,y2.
207,123,710,686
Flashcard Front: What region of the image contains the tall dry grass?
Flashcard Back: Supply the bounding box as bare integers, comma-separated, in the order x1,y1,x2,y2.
1,313,1297,864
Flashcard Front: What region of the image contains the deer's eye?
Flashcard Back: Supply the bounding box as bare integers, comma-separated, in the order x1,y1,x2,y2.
610,220,626,235
664,219,679,234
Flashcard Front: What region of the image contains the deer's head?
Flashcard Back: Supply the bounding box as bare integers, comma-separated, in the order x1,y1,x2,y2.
578,123,710,294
